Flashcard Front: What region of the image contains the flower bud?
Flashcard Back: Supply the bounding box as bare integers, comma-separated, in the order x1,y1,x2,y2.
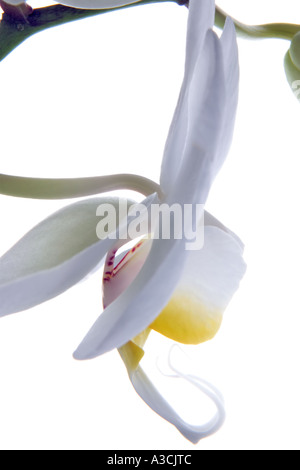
284,31,300,101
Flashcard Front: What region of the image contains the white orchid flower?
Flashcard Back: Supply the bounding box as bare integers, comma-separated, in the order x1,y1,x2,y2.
0,0,246,442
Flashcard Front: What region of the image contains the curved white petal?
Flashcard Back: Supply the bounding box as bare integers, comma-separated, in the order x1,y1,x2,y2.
119,342,225,444
167,30,227,206
0,197,137,317
160,0,215,194
74,235,187,359
163,18,239,206
130,366,225,444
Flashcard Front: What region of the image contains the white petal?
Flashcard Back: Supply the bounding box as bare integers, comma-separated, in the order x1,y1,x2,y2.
204,210,244,251
167,30,227,206
159,85,188,196
217,18,240,163
164,19,239,207
0,197,136,316
180,225,246,313
184,0,215,77
74,236,187,359
120,348,225,444
160,0,215,194
131,366,225,444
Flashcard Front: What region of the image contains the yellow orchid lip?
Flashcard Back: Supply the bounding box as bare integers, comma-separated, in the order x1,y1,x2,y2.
151,291,222,345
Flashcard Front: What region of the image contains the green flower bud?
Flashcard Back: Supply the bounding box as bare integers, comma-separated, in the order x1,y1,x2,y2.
284,31,300,101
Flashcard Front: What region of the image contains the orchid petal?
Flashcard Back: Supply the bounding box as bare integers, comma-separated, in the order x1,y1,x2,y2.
167,30,227,206
204,210,244,251
217,18,240,163
160,0,215,194
159,86,188,196
164,19,238,206
0,197,136,317
184,0,215,77
74,236,187,359
150,225,246,344
119,342,225,444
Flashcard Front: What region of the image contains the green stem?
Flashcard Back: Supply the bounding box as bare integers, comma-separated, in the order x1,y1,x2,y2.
0,173,163,199
215,5,300,41
0,0,184,62
2,1,300,62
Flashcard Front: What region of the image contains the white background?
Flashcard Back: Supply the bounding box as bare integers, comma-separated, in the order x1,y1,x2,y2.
0,0,300,450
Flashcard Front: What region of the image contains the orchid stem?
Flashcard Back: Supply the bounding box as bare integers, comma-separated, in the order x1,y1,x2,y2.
0,0,186,62
0,173,163,199
215,5,300,41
